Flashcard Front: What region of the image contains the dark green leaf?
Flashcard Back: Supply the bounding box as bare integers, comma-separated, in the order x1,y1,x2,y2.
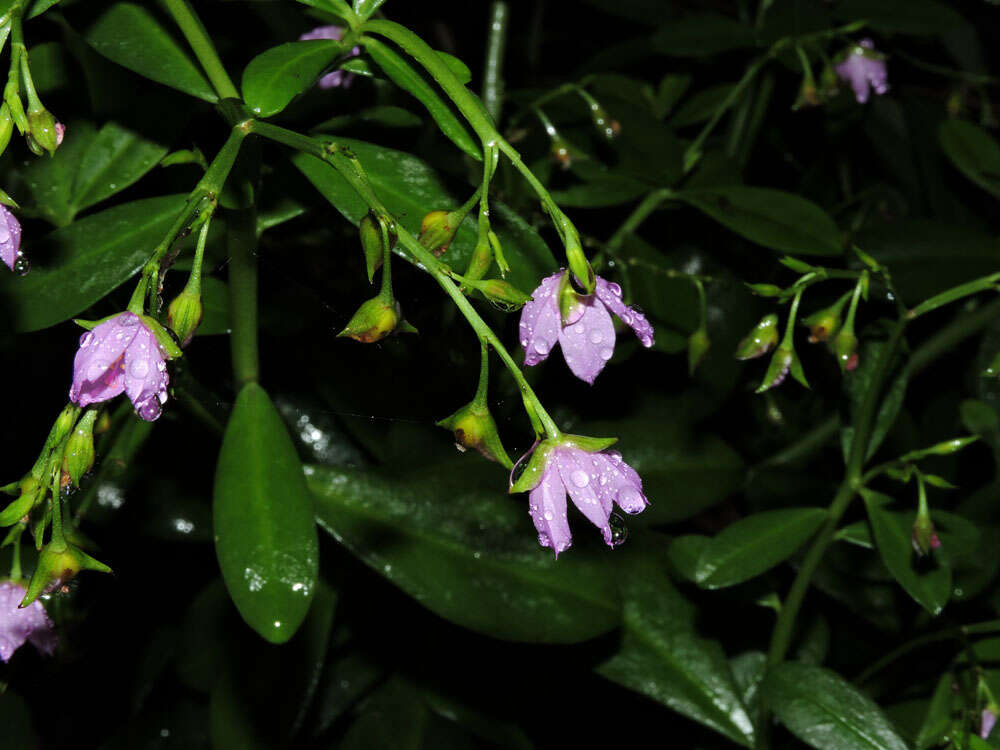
833,0,968,35
214,383,319,643
938,120,1000,199
308,461,622,643
596,543,756,747
84,3,217,102
840,336,909,462
862,490,951,616
26,0,62,18
670,83,736,128
11,121,98,226
694,508,827,588
242,41,344,118
676,186,843,256
290,138,557,293
551,175,651,207
197,277,230,336
0,194,186,331
28,42,71,94
764,662,908,750
362,37,481,160
650,14,755,57
667,534,709,581
915,673,953,750
72,122,169,211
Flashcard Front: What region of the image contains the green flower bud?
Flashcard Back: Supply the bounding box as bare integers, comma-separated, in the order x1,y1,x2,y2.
793,78,820,110
911,512,940,557
0,477,41,526
0,103,13,157
756,344,808,393
687,327,710,375
746,283,784,297
802,292,850,343
436,402,512,468
53,404,79,444
478,278,532,311
419,209,465,258
338,296,402,343
21,539,111,607
359,213,395,283
26,107,59,155
62,410,97,487
832,326,858,373
463,235,493,284
550,136,572,168
735,314,779,360
166,289,203,348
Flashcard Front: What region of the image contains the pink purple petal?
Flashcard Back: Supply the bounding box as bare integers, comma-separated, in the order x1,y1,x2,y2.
0,204,22,271
520,271,564,366
835,41,888,104
69,313,142,407
528,466,572,556
554,447,612,545
595,450,648,514
122,325,169,421
557,299,615,385
299,25,344,41
594,276,654,348
0,581,55,662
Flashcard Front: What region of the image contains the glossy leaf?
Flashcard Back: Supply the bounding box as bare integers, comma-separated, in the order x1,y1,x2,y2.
214,383,319,644
242,40,344,118
650,14,755,56
26,0,63,18
596,543,756,747
352,0,386,19
939,120,1000,199
362,37,481,160
11,121,98,226
307,461,622,643
765,662,908,750
676,187,843,256
0,194,186,331
862,491,951,615
72,122,169,211
84,3,217,102
694,508,827,589
668,534,709,582
291,138,557,293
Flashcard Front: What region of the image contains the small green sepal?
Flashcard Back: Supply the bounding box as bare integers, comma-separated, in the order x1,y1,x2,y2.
21,540,112,607
437,402,513,468
139,315,184,359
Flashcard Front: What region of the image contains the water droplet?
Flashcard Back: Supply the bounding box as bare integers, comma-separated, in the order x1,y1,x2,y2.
620,312,633,325
544,511,553,521
600,348,613,360
533,340,550,355
13,256,29,276
571,470,589,487
609,513,628,545
608,282,622,297
510,450,534,486
120,315,138,327
80,332,93,347
589,330,603,344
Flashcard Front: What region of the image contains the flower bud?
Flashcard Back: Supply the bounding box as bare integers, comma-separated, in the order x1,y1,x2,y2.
911,512,940,557
735,314,779,360
802,293,850,343
982,704,999,740
26,107,59,155
746,283,784,297
550,137,572,169
359,213,395,283
0,103,13,157
0,477,41,526
587,101,619,140
52,404,79,445
166,288,203,347
337,296,401,343
62,410,97,487
463,235,493,284
687,327,710,375
436,402,512,468
832,326,858,373
478,278,532,310
21,540,111,607
756,344,808,393
793,78,820,110
419,209,462,258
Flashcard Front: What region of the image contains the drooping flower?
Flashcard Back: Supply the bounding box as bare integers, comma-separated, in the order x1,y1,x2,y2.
982,706,998,740
519,270,654,384
299,26,360,89
0,580,56,662
0,203,24,272
510,436,648,557
69,312,170,421
834,39,889,104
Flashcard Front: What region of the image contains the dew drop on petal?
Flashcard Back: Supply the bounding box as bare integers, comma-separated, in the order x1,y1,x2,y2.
609,283,622,297
129,358,150,378
571,470,589,488
599,348,613,360
533,340,550,355
609,513,628,545
544,511,553,521
619,487,643,511
80,332,93,347
589,330,603,344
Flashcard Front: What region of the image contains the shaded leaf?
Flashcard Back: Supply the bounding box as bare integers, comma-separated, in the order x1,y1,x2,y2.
242,40,345,118
72,122,169,211
939,119,1000,199
650,14,755,57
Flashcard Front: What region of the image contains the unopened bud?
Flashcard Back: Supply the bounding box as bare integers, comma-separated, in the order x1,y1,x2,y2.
756,345,808,393
735,314,779,360
0,104,13,156
359,213,395,283
338,296,401,343
478,278,532,310
21,539,111,607
26,107,59,155
463,235,493,284
166,289,203,347
802,293,850,343
53,404,79,444
832,326,858,373
419,207,466,258
550,137,572,169
688,327,710,375
62,410,97,487
587,101,618,140
746,283,784,297
793,79,820,110
0,477,40,526
911,512,940,557
436,402,512,468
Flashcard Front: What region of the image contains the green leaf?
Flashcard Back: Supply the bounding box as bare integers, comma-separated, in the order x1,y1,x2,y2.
362,37,481,160
290,138,557,293
833,0,968,35
694,508,827,589
213,383,319,644
596,543,755,747
436,50,472,85
862,490,951,616
71,122,169,211
197,277,230,336
84,3,217,102
915,673,953,750
840,336,909,462
551,175,651,208
938,120,1000,199
670,83,737,128
764,662,908,750
0,195,186,332
650,14,756,57
242,41,344,118
676,187,843,256
667,534,709,581
352,0,386,19
307,461,621,643
26,0,62,18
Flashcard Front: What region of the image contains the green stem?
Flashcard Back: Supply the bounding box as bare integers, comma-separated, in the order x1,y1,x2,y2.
161,0,240,100
9,524,22,580
227,205,259,390
249,121,561,438
481,1,508,124
185,218,211,295
604,189,672,258
907,273,1000,319
473,339,490,407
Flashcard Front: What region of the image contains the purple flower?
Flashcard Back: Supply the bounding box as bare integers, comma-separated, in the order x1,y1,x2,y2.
299,26,360,89
835,39,889,104
0,581,56,662
510,438,648,557
519,270,654,384
55,122,65,147
982,707,998,740
69,312,169,421
0,204,23,272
